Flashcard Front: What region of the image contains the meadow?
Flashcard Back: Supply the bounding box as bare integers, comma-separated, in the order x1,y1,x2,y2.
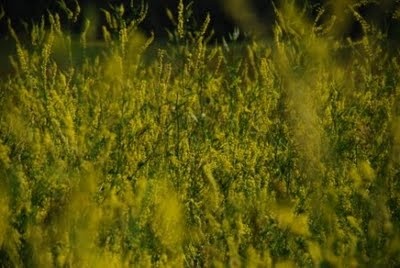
0,0,399,267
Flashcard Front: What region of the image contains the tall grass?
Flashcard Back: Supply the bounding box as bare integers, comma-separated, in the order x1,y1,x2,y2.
0,0,399,266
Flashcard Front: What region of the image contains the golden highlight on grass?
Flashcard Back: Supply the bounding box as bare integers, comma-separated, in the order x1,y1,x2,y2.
0,0,399,266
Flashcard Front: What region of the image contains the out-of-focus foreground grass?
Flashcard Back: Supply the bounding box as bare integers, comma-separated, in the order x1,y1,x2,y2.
0,0,400,267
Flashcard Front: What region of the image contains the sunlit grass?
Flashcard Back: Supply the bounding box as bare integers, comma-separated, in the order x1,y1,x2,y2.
0,0,399,266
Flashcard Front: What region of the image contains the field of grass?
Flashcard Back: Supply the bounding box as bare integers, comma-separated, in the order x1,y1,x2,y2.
0,0,400,267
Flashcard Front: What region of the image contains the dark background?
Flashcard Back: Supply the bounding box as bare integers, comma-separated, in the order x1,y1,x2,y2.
0,0,262,39
0,0,399,42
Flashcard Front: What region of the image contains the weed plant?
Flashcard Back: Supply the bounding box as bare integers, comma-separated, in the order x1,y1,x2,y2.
0,0,399,267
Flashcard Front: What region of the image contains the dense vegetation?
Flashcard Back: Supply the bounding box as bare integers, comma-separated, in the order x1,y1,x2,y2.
0,0,399,266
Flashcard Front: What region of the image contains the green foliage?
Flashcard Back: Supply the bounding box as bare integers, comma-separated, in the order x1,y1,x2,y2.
0,0,399,267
